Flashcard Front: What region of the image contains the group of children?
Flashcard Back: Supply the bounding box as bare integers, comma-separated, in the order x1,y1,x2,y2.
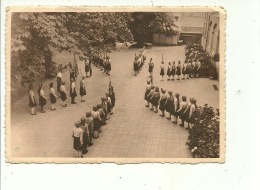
72,85,116,158
133,47,146,76
91,52,112,76
144,81,197,129
28,68,87,115
158,60,201,81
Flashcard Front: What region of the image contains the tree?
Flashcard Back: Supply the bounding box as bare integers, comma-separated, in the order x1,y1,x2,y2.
128,12,176,46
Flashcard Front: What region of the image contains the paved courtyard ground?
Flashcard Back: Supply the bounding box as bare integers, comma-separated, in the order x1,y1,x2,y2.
10,45,219,158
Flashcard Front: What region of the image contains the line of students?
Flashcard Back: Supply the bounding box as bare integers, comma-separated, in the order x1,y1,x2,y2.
133,48,146,76
28,76,87,115
72,86,116,158
159,60,201,81
144,81,197,129
91,53,112,76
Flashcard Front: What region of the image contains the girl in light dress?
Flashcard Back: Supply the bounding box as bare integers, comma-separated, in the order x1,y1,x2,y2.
160,61,165,81
176,61,182,80
165,91,175,121
172,93,180,124
177,96,188,127
144,81,152,107
28,84,37,115
72,121,83,158
49,82,58,111
60,81,67,107
37,83,47,113
188,98,197,129
79,77,86,102
167,62,172,81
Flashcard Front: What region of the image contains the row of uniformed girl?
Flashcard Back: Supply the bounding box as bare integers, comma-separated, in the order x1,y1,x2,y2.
28,76,87,115
133,48,146,76
91,53,112,76
72,86,116,158
144,81,197,129
159,60,201,81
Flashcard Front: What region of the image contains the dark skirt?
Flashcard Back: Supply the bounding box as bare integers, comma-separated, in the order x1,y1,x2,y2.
182,68,186,75
171,68,176,76
93,118,100,131
148,66,153,73
186,68,191,75
183,107,191,122
147,93,154,103
159,98,167,111
173,104,180,117
152,96,160,106
60,91,67,101
39,96,46,106
107,63,111,71
167,69,172,76
107,102,112,113
134,64,139,71
80,86,86,96
29,97,37,107
144,90,151,100
70,89,77,97
85,65,90,73
160,68,165,76
50,94,56,104
165,100,175,115
176,68,181,75
179,108,186,120
82,132,89,154
73,136,82,151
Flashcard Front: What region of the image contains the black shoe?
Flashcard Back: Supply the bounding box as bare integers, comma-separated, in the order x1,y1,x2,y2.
98,130,102,133
71,102,77,104
41,110,46,113
31,113,37,115
179,124,184,127
88,143,93,146
51,108,56,111
171,79,174,81
166,117,171,120
81,100,85,102
145,105,149,107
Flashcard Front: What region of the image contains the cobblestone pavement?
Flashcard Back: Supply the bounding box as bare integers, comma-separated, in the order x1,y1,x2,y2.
10,45,219,158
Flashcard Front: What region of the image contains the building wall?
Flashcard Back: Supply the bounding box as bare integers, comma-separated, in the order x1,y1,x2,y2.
201,12,220,56
153,33,179,45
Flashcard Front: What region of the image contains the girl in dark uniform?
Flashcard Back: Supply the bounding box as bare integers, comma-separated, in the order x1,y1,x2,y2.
69,64,75,82
109,86,115,114
28,84,37,115
79,77,86,102
49,82,58,111
85,112,94,146
182,62,187,80
133,57,138,76
160,61,165,81
150,87,160,113
70,78,77,104
167,62,172,81
107,57,111,76
37,83,47,113
186,61,192,79
72,120,83,158
60,81,67,107
177,96,188,127
144,81,151,107
159,89,167,117
171,61,176,81
194,60,201,78
148,58,154,76
191,59,196,78
92,106,101,139
80,116,89,156
173,93,180,124
85,60,90,77
176,61,182,80
146,86,155,110
165,91,175,121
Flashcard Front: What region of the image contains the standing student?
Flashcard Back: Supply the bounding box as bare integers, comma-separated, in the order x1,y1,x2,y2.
37,84,47,113
92,106,102,139
69,64,75,82
70,78,77,104
177,96,188,127
60,81,67,107
146,86,155,110
85,59,90,77
189,98,197,128
194,60,201,78
144,81,152,107
160,61,165,81
148,58,154,76
167,62,172,81
49,82,58,111
176,61,182,80
182,62,187,80
106,93,112,115
85,111,94,146
159,89,167,117
72,121,83,158
186,61,192,79
56,69,62,96
150,87,160,113
172,93,180,124
109,86,115,114
133,57,138,76
107,57,111,76
183,98,192,129
79,77,86,102
80,116,89,156
171,61,176,81
165,91,175,121
28,84,37,115
191,59,196,78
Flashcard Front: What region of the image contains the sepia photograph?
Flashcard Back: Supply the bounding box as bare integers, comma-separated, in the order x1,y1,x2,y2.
6,7,225,163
